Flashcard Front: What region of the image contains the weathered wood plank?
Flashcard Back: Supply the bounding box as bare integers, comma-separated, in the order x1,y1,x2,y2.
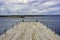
0,22,60,40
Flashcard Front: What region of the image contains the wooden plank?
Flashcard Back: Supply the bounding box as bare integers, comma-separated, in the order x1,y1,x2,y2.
0,22,60,40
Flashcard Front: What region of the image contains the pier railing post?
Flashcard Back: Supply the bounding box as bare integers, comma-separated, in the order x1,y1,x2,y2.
12,25,14,28
22,19,24,22
54,26,56,34
47,24,48,28
36,19,38,22
4,29,6,35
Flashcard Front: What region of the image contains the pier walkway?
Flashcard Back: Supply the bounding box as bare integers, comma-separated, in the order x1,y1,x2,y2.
0,22,60,40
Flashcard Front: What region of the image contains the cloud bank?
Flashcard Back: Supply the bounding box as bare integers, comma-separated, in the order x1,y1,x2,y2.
0,0,60,15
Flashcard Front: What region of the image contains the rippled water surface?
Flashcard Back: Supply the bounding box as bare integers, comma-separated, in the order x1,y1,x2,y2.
0,16,60,35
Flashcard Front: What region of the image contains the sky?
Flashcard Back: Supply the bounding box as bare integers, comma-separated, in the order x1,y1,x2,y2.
0,0,60,15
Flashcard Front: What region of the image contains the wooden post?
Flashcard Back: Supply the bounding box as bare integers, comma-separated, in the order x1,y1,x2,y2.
54,27,56,34
4,29,6,35
22,19,24,22
12,25,14,28
36,19,38,22
47,24,48,28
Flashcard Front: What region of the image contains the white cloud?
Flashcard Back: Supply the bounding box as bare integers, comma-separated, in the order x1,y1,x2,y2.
52,0,60,2
38,1,60,10
3,0,15,4
2,0,29,4
0,7,6,11
42,1,59,6
38,7,60,14
0,0,60,15
15,0,28,3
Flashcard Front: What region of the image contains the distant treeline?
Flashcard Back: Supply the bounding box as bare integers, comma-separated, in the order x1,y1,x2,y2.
0,15,60,18
0,15,25,18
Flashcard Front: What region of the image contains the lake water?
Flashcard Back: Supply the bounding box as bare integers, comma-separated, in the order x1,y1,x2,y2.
0,16,60,35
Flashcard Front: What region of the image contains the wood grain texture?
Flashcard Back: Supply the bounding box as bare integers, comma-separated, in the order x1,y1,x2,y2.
0,22,60,40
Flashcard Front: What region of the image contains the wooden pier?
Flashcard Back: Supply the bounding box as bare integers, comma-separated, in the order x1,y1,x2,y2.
0,22,60,40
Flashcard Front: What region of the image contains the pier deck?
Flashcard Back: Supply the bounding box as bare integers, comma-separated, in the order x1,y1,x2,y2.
0,22,60,40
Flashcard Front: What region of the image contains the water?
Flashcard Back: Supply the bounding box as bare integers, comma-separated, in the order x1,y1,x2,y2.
0,16,60,35
0,17,21,35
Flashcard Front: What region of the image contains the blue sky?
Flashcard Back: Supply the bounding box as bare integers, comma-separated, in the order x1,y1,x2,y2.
0,0,60,15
